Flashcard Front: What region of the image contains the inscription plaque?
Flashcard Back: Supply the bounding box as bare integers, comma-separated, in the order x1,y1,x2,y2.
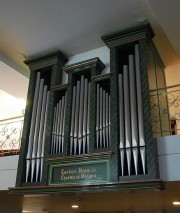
49,160,110,185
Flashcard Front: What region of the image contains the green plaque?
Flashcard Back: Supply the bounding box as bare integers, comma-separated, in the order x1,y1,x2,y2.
48,160,110,185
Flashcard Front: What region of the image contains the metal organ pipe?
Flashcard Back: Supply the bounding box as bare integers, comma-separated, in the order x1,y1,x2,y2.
118,44,147,177
54,102,60,153
69,76,90,155
118,74,125,176
86,82,91,153
26,72,49,182
78,75,85,154
51,106,57,154
59,96,64,152
26,72,40,182
82,79,88,154
105,92,109,147
36,85,48,181
70,86,76,155
51,93,66,155
96,84,110,149
96,84,100,148
40,91,50,181
129,55,139,175
99,87,103,148
61,94,67,153
123,65,132,176
56,101,61,153
74,80,80,154
31,78,44,182
135,44,146,174
108,93,110,146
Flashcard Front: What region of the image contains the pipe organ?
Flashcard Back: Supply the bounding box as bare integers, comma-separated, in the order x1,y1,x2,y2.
70,75,91,155
118,45,146,177
12,23,164,194
51,92,66,154
96,83,110,149
26,72,50,183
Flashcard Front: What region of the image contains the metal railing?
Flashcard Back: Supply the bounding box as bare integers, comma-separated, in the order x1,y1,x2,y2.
150,84,180,138
0,116,24,156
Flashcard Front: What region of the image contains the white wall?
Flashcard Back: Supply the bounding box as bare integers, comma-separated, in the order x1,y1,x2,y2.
157,135,180,181
0,155,19,190
0,60,28,120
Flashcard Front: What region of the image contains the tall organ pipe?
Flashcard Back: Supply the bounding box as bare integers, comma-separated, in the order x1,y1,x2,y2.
82,79,88,154
55,102,60,153
99,87,103,148
51,106,57,154
123,65,132,175
26,72,40,182
129,55,139,175
31,78,44,182
56,100,62,153
108,94,110,146
86,82,91,153
61,94,67,153
105,92,109,147
40,91,50,181
59,96,65,152
78,75,85,154
135,44,145,146
118,74,125,176
96,84,100,148
74,81,80,154
135,44,146,174
70,86,76,155
102,90,106,147
36,85,48,181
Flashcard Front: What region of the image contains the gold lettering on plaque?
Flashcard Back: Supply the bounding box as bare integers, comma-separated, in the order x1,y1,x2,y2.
60,166,98,181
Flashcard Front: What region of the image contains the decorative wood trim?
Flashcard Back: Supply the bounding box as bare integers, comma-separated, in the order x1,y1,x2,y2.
9,179,165,194
24,50,68,71
102,22,154,48
92,73,112,82
63,57,105,74
45,151,113,163
50,84,69,91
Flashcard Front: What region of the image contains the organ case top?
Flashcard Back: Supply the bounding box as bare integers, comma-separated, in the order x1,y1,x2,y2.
11,23,164,194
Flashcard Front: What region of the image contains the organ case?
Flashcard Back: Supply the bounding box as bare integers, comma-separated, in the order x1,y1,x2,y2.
13,23,163,194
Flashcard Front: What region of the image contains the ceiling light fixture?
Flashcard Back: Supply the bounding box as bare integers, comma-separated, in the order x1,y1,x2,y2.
133,11,147,23
72,204,79,208
173,201,180,205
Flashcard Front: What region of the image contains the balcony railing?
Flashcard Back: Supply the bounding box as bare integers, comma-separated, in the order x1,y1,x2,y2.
0,116,24,156
150,84,180,138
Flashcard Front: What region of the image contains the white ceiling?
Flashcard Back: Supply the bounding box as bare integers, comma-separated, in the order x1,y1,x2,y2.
0,0,180,75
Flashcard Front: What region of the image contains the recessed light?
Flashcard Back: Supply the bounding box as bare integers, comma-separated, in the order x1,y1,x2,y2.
173,201,180,205
72,205,79,208
22,211,32,213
